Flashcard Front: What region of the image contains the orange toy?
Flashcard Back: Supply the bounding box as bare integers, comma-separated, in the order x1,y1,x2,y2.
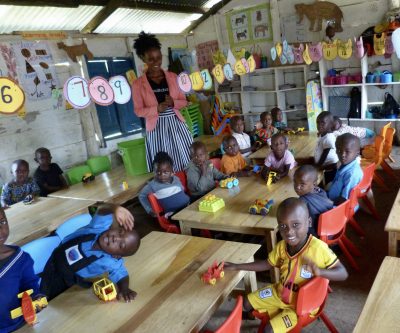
201,260,225,285
10,290,48,325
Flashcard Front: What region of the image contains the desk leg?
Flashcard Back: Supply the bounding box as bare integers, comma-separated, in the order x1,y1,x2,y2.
179,221,192,235
266,230,279,282
244,256,258,293
388,231,398,257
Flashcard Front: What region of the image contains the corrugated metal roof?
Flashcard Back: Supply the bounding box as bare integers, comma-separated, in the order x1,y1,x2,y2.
94,8,202,34
0,5,103,34
124,0,212,8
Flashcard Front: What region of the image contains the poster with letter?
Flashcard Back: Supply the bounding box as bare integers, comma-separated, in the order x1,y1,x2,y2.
226,4,272,47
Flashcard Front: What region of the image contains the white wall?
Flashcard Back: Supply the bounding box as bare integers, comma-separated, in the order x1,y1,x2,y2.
0,34,187,184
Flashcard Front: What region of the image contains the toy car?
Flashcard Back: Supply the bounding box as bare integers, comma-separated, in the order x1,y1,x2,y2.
249,199,274,216
266,171,277,185
23,194,34,205
220,177,239,189
121,181,129,190
93,278,117,302
10,289,48,325
82,173,95,183
201,260,225,285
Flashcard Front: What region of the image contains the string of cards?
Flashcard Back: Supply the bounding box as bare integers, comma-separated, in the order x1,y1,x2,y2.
63,75,131,109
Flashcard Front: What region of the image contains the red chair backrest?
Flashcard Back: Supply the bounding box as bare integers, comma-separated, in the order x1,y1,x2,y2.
373,135,385,165
210,157,222,171
296,277,329,317
383,127,396,158
147,193,180,233
359,162,376,195
215,295,243,333
318,200,349,238
347,187,359,218
175,170,188,193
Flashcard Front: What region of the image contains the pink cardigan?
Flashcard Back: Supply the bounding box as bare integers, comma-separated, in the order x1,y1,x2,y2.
132,70,188,132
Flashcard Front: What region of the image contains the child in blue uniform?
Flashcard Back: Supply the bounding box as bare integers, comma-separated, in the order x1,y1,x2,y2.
225,198,348,333
139,151,190,216
33,147,68,197
0,207,45,333
1,160,40,207
293,165,333,236
328,133,363,205
40,204,139,302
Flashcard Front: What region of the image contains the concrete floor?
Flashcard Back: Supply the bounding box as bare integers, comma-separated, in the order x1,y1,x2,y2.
129,149,400,333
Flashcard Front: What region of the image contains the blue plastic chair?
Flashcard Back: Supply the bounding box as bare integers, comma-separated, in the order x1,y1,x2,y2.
22,236,61,275
55,213,92,240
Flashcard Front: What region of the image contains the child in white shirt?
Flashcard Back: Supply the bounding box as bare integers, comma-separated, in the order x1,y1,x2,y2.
230,116,253,158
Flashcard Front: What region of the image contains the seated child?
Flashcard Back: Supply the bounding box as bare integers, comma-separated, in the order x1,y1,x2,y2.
139,152,190,216
1,160,40,208
230,116,254,158
332,116,375,147
225,198,348,333
328,133,363,205
40,204,139,301
254,111,278,146
314,112,339,184
221,135,252,177
294,165,334,236
261,133,296,181
33,147,68,197
271,107,292,132
185,142,227,201
0,207,46,332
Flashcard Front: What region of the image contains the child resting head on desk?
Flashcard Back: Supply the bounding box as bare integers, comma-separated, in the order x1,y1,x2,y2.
33,147,69,197
221,135,253,177
225,198,348,333
1,159,40,208
139,151,190,217
40,204,140,302
0,207,46,332
261,133,296,182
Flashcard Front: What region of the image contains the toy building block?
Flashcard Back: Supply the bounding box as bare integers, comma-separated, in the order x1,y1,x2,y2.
199,194,225,213
266,171,277,185
201,260,225,285
219,177,239,189
121,181,129,190
10,289,48,325
253,165,262,174
297,127,305,132
249,199,274,216
82,173,95,183
93,278,117,302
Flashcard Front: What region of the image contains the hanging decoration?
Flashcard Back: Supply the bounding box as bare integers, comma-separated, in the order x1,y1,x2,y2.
322,40,338,60
354,37,365,59
0,77,25,115
302,44,312,65
374,33,386,55
292,44,304,64
337,39,353,59
308,42,323,62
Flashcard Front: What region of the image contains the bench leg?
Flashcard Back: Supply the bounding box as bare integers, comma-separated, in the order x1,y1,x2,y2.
388,231,398,257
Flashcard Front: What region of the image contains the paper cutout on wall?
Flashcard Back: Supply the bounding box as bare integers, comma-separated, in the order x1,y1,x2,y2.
223,63,234,81
309,42,322,62
322,41,337,60
200,69,213,90
12,41,59,101
109,75,131,104
88,76,115,106
212,64,225,84
275,42,282,57
354,37,364,59
293,44,304,63
196,40,219,72
64,76,91,109
302,44,312,65
190,71,204,91
337,39,352,59
0,77,25,115
177,72,192,93
0,44,18,82
374,33,386,55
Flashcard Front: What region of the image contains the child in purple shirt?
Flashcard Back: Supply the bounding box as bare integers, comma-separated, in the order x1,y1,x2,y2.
261,133,296,181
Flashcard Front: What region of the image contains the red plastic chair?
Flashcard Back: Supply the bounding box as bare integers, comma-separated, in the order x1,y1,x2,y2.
347,187,366,238
318,200,361,271
148,193,180,234
253,278,338,333
203,296,243,333
357,163,380,220
175,170,188,193
210,157,222,171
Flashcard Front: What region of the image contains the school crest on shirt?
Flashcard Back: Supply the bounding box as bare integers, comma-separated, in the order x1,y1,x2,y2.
300,265,313,279
259,287,273,299
65,245,84,265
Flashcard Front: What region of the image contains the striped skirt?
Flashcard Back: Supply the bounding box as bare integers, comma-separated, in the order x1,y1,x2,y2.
145,108,193,172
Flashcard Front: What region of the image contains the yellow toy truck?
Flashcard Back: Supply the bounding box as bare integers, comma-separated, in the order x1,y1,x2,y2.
219,177,239,189
249,199,274,216
93,278,117,302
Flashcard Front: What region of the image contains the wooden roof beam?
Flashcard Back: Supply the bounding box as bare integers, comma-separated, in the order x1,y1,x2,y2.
120,1,205,14
0,0,106,7
81,0,123,33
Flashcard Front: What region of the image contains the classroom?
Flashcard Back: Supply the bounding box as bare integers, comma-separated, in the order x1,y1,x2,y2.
1,0,400,332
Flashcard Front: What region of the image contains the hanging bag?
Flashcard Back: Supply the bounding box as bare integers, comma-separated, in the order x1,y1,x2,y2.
250,44,262,69
348,87,361,119
381,92,400,118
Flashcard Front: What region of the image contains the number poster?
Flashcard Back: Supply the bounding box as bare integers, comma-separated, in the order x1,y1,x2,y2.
226,3,272,47
11,41,59,101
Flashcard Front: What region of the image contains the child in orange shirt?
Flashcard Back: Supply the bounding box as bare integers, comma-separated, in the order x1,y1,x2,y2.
221,136,252,177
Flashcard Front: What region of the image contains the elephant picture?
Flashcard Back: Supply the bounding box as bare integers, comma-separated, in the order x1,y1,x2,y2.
254,24,268,38
295,1,343,32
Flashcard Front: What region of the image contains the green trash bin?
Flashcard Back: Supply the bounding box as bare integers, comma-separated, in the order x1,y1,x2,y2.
117,138,148,176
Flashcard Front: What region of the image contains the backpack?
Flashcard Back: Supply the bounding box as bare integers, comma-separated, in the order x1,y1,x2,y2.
348,87,361,119
381,92,400,117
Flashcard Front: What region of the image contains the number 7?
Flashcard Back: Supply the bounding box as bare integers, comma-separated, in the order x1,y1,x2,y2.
74,81,86,97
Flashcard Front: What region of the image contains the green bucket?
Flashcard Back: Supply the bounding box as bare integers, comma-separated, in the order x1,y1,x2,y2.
117,138,148,176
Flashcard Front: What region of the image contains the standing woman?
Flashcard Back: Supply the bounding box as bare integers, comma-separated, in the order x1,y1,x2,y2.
132,31,193,172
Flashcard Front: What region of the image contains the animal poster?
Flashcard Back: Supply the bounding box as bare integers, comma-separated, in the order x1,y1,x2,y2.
196,40,219,72
11,41,59,101
226,3,272,47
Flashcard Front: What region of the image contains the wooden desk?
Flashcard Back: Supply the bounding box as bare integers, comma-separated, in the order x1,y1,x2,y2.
18,232,260,333
353,256,400,332
49,166,152,205
249,132,318,163
6,197,95,246
195,135,222,154
385,188,400,256
173,175,299,282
